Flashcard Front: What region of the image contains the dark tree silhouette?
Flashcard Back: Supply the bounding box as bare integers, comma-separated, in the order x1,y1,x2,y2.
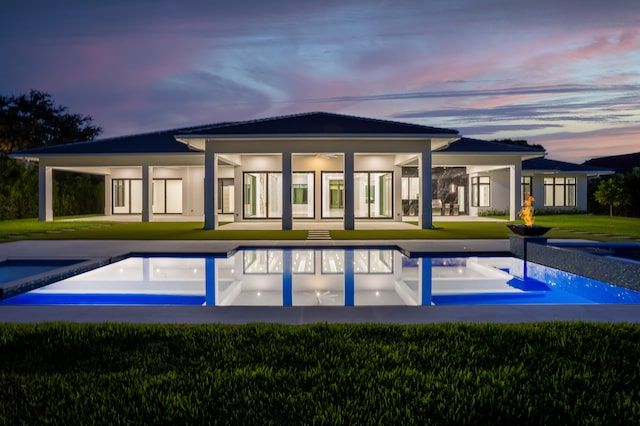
0,90,101,160
491,139,545,151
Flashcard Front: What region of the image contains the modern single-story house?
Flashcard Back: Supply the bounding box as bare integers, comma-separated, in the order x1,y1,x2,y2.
10,112,612,229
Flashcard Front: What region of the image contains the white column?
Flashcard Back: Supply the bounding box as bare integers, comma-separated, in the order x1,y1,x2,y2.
141,165,151,222
509,163,522,221
38,163,53,222
104,175,112,216
343,151,355,230
282,151,293,230
419,145,433,229
394,165,403,222
204,143,217,229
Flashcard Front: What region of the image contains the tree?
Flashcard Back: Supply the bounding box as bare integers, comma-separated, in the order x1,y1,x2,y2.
492,139,545,151
0,90,104,219
0,90,101,160
594,177,625,217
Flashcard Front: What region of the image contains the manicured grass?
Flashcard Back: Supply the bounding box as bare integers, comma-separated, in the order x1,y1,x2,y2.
534,214,640,238
0,220,307,240
1,215,639,241
0,217,112,239
1,322,639,424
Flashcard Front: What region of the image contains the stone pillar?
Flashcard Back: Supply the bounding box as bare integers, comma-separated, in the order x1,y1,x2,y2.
419,146,433,229
141,165,151,222
509,163,522,221
38,163,53,222
104,175,112,216
343,151,355,230
282,151,293,230
204,143,217,229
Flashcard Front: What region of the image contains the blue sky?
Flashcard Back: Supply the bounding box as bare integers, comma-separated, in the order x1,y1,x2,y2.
1,0,639,162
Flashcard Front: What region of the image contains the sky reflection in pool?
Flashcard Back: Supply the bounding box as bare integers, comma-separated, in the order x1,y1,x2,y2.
2,248,639,306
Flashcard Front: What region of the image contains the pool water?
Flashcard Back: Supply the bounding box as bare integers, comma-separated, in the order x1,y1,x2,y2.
0,260,82,284
1,248,639,306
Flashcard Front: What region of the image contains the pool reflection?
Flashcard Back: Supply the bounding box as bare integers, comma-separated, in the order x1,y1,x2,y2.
7,248,640,306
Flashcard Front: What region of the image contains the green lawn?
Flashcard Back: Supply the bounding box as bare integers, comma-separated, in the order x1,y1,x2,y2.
1,215,639,241
1,322,639,424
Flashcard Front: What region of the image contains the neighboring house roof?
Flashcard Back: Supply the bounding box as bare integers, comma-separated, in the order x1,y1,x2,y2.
435,137,545,154
178,111,460,136
522,158,613,175
583,152,640,174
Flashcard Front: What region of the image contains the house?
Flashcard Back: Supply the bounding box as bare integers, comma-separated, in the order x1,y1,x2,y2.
10,112,612,229
583,152,640,175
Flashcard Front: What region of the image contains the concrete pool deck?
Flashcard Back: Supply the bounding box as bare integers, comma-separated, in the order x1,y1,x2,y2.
1,239,639,324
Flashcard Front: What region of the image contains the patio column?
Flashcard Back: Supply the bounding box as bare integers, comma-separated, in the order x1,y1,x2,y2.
104,175,112,216
141,165,152,222
509,163,522,221
204,143,217,229
38,163,53,222
344,151,355,230
419,147,433,229
282,151,293,230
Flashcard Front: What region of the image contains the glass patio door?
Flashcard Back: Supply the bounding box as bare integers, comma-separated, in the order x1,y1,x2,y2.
243,172,282,219
322,172,344,218
354,172,393,218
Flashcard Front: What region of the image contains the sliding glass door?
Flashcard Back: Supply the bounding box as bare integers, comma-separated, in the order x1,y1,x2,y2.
243,172,282,218
354,172,393,218
112,179,142,214
322,172,344,218
292,172,314,218
152,179,183,214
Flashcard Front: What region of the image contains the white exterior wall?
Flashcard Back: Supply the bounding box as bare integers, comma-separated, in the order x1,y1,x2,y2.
489,169,510,214
469,169,511,215
109,166,207,216
529,173,587,212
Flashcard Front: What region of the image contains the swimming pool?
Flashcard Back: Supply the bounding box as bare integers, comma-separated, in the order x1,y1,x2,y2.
2,248,638,306
0,259,82,284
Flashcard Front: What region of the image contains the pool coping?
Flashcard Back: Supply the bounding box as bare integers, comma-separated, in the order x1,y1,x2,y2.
2,239,640,324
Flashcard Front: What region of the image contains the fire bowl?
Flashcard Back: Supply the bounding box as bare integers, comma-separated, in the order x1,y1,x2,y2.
507,224,552,236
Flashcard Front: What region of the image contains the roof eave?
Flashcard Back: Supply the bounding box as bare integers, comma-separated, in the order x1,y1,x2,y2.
176,132,458,140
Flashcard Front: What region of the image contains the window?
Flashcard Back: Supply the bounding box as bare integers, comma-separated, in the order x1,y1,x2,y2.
322,172,344,218
292,172,314,218
152,179,183,214
521,176,532,202
544,177,576,207
471,176,490,207
354,172,393,218
292,184,308,204
114,179,126,207
243,172,282,219
112,179,142,214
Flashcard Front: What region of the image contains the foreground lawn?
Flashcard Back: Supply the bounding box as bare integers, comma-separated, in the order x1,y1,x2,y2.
1,215,639,241
534,214,640,238
0,322,638,424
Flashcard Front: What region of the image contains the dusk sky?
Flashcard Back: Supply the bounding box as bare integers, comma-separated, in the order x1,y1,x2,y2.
1,0,639,162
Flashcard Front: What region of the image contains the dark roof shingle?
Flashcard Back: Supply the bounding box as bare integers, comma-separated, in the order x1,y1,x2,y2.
436,137,545,153
523,158,613,174
179,112,459,136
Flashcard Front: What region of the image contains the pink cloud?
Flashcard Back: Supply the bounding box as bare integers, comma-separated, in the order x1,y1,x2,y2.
532,126,640,163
